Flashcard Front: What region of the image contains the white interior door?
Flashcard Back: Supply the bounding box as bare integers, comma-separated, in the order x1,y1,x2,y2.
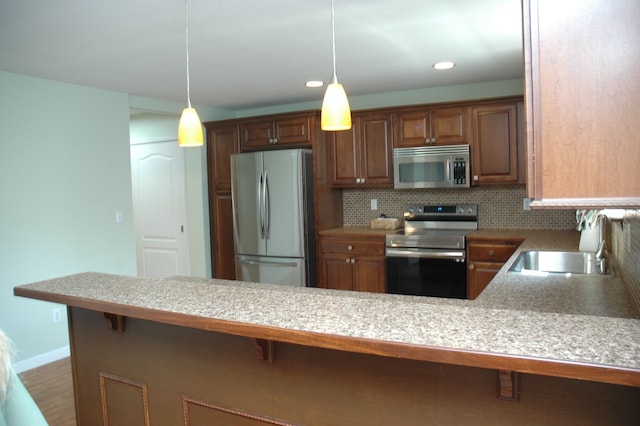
130,141,189,278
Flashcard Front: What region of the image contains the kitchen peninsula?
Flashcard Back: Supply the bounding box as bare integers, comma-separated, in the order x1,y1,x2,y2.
15,231,640,426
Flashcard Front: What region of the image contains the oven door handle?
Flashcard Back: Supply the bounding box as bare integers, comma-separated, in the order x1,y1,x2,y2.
386,247,465,260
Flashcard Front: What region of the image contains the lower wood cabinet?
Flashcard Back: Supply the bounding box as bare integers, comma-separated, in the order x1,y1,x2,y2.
319,233,386,293
467,237,522,299
210,192,235,279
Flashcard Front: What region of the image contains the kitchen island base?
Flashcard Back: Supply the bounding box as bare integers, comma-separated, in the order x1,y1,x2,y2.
69,307,639,426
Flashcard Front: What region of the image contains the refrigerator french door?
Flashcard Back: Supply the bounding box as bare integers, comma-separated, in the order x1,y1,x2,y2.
230,149,315,287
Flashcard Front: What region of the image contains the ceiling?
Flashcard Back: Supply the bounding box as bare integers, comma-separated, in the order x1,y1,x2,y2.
0,0,524,111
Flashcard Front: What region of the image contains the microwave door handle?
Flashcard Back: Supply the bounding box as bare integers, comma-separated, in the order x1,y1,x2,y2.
446,159,452,185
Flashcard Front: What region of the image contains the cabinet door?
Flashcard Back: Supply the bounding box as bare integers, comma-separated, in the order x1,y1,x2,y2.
330,125,359,186
467,262,501,299
274,116,313,146
210,124,239,191
320,254,353,290
352,256,386,293
240,119,275,150
431,108,468,145
523,0,640,207
360,112,393,186
467,241,518,263
212,192,236,280
393,110,432,147
471,104,518,184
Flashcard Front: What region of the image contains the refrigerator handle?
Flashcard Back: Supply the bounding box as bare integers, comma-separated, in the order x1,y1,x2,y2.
259,171,265,239
264,170,270,239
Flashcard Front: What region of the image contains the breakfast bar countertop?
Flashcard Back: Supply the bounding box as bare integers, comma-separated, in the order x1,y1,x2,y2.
13,229,640,388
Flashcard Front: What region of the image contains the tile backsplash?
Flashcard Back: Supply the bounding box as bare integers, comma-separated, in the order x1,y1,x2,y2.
343,184,575,229
611,212,640,311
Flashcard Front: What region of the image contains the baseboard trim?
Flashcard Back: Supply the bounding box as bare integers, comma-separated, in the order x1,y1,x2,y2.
13,345,71,373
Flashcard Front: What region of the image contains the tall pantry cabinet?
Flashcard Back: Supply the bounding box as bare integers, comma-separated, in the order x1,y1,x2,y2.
205,121,239,280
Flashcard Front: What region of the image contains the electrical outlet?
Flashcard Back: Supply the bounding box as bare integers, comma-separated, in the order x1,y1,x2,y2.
522,198,532,211
52,308,61,323
115,210,124,223
371,199,378,210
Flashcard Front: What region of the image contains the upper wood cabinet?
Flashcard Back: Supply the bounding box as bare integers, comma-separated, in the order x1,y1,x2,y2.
523,0,640,208
240,113,314,151
209,123,240,191
471,102,524,185
330,111,393,187
393,107,469,147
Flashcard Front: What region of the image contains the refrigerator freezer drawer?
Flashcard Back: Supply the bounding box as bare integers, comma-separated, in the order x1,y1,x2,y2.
235,255,306,287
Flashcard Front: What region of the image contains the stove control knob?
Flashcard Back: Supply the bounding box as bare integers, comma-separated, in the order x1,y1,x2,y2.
467,206,474,214
458,207,464,214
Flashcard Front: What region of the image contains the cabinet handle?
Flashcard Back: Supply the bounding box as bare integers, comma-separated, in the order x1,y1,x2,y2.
360,178,365,184
469,264,475,270
488,250,495,256
345,258,350,263
350,258,356,264
431,137,436,143
347,245,353,251
473,175,479,181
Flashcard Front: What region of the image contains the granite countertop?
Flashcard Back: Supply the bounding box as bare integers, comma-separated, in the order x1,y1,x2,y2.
12,228,640,387
469,229,640,319
14,276,640,387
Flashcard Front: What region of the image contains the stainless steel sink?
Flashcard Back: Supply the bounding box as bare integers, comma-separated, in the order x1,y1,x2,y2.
508,250,609,276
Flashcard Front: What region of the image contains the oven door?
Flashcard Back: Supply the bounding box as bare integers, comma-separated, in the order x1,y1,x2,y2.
385,248,467,299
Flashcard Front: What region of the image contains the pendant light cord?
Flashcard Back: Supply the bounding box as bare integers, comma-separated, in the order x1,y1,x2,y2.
184,0,192,108
330,0,338,83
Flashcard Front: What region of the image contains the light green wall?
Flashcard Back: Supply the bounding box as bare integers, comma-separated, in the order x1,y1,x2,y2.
233,78,524,117
0,71,137,362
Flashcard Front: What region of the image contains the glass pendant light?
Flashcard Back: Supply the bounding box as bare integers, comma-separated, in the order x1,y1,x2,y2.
321,0,352,131
178,0,203,147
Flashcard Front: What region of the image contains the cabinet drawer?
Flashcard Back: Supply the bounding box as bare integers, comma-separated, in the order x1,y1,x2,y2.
320,238,385,256
467,242,518,262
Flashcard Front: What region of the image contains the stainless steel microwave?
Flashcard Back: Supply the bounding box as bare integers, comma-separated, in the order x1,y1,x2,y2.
393,144,470,189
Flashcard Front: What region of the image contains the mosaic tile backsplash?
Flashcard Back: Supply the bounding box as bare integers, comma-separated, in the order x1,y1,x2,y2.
611,212,640,311
343,184,576,229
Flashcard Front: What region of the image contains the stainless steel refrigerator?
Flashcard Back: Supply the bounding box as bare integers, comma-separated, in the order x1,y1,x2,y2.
230,148,316,287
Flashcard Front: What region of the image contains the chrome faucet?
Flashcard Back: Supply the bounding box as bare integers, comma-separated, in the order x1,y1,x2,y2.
594,214,607,273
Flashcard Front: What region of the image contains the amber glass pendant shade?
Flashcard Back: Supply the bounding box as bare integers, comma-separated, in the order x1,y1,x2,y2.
178,107,203,147
321,80,351,131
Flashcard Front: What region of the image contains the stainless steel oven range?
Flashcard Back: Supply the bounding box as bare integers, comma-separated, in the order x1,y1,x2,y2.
385,204,478,299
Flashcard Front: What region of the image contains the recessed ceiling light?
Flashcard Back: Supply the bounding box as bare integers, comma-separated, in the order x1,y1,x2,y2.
305,80,324,88
433,61,455,70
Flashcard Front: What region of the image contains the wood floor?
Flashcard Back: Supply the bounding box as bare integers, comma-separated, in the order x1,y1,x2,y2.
18,357,76,426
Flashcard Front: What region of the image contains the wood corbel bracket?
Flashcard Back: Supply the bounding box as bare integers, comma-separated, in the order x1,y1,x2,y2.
103,313,125,333
252,338,275,363
497,370,520,401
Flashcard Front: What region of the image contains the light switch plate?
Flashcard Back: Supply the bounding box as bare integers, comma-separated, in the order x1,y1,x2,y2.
371,199,378,210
